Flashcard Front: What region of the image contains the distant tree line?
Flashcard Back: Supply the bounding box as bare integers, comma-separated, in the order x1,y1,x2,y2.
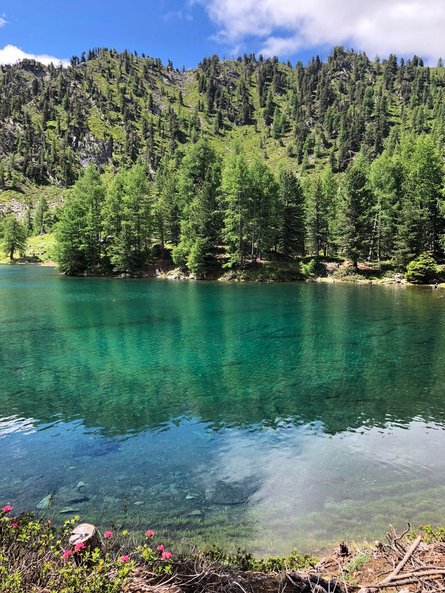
51,134,444,274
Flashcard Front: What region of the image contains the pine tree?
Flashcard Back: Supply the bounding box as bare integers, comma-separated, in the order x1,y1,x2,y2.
306,176,329,256
55,165,105,273
272,107,282,139
33,196,52,235
395,136,444,265
222,147,251,268
321,165,339,255
173,139,221,273
249,158,279,260
154,162,180,248
2,214,27,260
277,170,305,257
106,162,153,273
339,156,374,269
264,88,274,126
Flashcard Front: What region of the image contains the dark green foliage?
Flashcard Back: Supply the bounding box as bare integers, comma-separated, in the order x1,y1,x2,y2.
221,148,251,269
1,214,27,259
306,176,329,256
339,156,374,269
55,166,105,273
33,196,52,235
103,162,153,273
277,169,305,257
405,252,437,283
174,139,222,272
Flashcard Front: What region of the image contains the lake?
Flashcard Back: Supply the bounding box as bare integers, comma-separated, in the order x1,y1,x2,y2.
1,265,445,555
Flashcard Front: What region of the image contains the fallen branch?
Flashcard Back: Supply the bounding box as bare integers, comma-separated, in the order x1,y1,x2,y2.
380,534,423,584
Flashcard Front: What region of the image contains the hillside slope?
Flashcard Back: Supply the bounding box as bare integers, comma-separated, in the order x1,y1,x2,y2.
0,47,443,205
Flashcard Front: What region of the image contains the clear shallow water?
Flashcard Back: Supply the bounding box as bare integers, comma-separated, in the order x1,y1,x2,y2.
1,266,445,554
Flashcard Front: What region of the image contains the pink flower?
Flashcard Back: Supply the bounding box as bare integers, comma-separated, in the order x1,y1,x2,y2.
161,551,172,560
193,553,198,558
104,531,113,538
75,542,85,552
2,505,13,513
10,522,18,528
419,524,423,528
63,550,73,560
120,555,130,563
420,533,425,538
146,530,154,538
157,544,164,552
48,520,52,525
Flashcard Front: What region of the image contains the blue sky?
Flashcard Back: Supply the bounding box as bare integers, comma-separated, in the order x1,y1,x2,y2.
0,0,444,68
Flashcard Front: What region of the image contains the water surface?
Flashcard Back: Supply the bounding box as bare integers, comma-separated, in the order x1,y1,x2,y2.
1,266,445,554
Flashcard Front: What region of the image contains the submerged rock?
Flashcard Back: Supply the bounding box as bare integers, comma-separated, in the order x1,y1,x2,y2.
72,440,120,459
60,508,79,514
61,491,89,504
188,509,202,517
209,481,249,506
37,494,52,510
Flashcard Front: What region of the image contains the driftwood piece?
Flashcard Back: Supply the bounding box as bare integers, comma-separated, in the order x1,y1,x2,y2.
69,523,101,553
380,534,422,584
359,530,445,592
360,574,445,589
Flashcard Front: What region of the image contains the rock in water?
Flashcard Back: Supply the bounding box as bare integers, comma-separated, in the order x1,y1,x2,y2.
188,509,202,516
60,491,89,504
73,440,120,459
37,494,52,509
209,481,249,505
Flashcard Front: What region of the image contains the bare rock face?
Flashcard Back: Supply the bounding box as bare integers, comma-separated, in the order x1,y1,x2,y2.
0,198,27,220
77,132,113,168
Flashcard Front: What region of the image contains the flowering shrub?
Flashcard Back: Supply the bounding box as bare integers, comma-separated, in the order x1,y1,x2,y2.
0,504,323,593
0,511,134,592
201,544,318,572
408,523,445,543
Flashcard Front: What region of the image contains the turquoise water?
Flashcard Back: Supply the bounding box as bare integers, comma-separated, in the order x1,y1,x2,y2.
1,266,445,554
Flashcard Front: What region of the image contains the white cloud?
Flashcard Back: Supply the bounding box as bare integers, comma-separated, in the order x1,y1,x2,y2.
0,17,6,27
197,0,445,61
0,44,69,67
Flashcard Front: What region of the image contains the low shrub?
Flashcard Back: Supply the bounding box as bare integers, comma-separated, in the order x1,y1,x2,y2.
405,252,437,284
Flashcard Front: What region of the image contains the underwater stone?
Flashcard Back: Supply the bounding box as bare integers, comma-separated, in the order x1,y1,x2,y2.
188,509,202,516
60,508,79,514
37,494,52,509
60,491,89,504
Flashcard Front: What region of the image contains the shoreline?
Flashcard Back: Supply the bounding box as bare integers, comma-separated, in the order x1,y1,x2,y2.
2,259,443,288
1,510,443,593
